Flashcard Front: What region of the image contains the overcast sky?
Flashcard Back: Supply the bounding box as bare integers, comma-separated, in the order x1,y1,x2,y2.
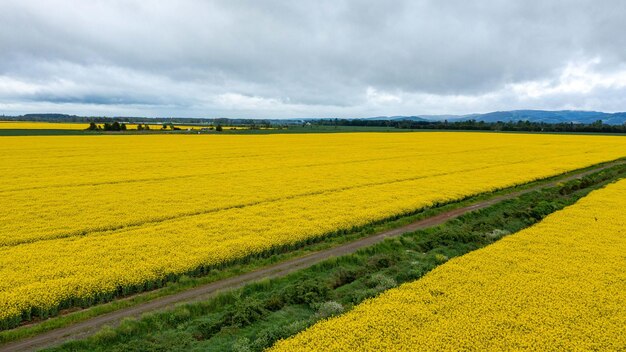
2,1,626,118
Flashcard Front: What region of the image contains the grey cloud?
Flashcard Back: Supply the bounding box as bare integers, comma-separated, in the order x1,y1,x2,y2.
1,0,626,117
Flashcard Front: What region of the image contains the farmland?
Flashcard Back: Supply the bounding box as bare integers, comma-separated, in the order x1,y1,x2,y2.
1,132,626,333
0,121,233,131
41,160,626,352
271,177,626,351
0,122,90,130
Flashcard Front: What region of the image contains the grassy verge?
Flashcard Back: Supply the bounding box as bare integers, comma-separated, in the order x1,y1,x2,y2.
0,160,624,345
46,162,626,351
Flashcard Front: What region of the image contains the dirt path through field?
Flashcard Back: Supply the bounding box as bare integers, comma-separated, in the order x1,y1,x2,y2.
1,160,624,352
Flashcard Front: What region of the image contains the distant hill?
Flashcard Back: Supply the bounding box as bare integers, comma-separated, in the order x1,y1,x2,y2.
470,110,607,124
362,110,626,125
604,112,626,125
363,116,429,122
22,113,79,120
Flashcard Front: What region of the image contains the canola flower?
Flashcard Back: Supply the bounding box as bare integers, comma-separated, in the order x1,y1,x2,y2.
270,178,626,351
0,122,89,130
0,121,223,130
1,132,626,328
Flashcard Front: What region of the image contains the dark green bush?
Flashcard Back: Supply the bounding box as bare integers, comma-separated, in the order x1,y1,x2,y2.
283,278,331,305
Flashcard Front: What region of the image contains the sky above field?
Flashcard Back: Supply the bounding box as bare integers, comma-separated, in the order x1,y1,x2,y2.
1,1,626,118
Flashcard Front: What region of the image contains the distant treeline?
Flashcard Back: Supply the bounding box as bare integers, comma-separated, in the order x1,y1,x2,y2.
87,122,188,131
315,119,626,133
87,122,127,131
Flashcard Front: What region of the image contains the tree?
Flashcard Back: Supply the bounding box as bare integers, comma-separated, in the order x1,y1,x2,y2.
136,124,143,131
216,124,223,132
87,122,98,131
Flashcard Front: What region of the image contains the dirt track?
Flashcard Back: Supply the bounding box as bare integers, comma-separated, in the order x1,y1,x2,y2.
1,160,623,352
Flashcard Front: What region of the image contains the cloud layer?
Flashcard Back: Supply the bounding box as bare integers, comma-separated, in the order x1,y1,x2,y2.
1,0,626,118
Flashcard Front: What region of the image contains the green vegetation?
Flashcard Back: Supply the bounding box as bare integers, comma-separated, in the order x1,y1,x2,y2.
44,164,626,352
86,122,128,131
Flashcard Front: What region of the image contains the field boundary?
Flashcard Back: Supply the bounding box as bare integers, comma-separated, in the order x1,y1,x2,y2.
2,159,624,352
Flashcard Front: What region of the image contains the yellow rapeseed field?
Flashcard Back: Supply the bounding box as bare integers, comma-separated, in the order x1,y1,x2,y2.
1,132,626,328
0,121,218,130
270,178,626,351
0,122,89,130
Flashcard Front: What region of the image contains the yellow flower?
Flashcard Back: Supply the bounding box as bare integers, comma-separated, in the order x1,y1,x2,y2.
1,132,625,327
271,179,626,351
